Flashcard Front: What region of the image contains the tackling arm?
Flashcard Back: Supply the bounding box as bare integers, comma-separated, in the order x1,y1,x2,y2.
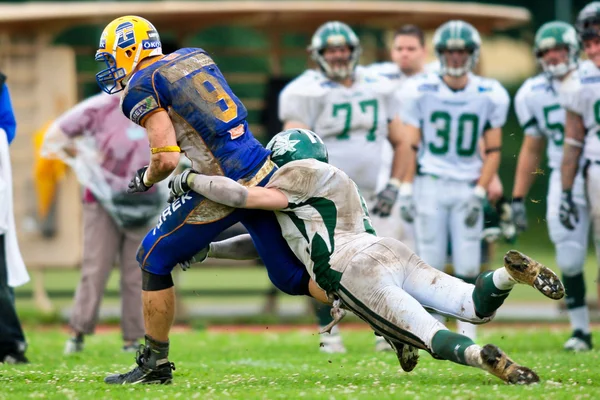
512,136,545,199
142,110,180,185
186,173,289,210
561,110,585,191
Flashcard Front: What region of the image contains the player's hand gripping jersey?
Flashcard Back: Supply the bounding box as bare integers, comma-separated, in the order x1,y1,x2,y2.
279,69,395,192
122,48,270,180
400,73,509,180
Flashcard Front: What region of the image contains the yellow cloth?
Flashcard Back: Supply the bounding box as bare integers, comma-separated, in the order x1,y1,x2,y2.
33,121,67,219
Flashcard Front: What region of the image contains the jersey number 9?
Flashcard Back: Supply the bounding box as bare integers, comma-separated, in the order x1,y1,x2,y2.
193,71,238,124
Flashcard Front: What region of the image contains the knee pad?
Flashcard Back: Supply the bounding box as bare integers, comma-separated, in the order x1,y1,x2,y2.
555,241,586,277
142,270,174,291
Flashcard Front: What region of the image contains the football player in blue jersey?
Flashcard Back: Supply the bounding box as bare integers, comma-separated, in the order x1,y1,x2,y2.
95,16,319,384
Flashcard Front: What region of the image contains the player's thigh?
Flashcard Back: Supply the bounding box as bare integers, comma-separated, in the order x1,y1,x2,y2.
414,176,449,269
337,249,446,352
449,184,482,277
586,163,600,219
401,254,487,324
547,172,590,275
239,209,309,295
138,192,240,275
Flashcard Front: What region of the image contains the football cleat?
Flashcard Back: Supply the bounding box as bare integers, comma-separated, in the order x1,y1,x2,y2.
503,250,565,300
319,333,347,354
564,330,593,352
64,337,84,355
481,344,539,385
104,345,175,385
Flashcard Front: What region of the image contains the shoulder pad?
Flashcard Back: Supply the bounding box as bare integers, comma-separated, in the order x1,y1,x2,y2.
283,70,333,98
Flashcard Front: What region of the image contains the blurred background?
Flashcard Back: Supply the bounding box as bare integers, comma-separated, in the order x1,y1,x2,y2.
0,0,596,327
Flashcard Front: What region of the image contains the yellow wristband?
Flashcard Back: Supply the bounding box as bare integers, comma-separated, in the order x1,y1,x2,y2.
151,146,181,154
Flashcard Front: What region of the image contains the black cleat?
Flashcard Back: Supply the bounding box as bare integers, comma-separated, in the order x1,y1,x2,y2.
104,345,175,385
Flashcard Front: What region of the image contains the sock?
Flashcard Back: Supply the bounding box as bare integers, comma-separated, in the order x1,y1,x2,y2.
472,271,513,318
456,320,477,341
455,275,477,285
492,268,516,290
145,334,170,368
312,298,334,327
431,329,476,366
567,306,591,334
563,273,586,309
464,344,484,367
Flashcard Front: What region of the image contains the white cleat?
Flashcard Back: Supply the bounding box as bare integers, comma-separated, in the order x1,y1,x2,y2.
319,334,347,354
64,338,84,355
564,331,592,352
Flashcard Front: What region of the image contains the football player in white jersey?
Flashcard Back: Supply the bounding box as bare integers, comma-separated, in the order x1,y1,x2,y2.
560,2,600,326
512,21,593,351
397,20,510,341
170,128,564,385
279,21,402,352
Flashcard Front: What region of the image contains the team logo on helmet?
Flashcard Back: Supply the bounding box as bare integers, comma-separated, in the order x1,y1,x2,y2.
116,22,136,49
268,133,300,157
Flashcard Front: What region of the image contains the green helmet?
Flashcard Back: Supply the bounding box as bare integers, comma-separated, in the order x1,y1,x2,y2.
433,20,481,77
534,21,579,78
576,2,600,42
266,129,328,167
309,21,361,80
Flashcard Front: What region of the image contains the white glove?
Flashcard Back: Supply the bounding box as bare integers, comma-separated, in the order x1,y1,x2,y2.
464,185,486,227
398,183,416,223
178,246,209,271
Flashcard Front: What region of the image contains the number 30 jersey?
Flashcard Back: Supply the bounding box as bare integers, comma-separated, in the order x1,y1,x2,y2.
400,73,510,181
514,74,565,169
278,69,395,192
121,48,269,181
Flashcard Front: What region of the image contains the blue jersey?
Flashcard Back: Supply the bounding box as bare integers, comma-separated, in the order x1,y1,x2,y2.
121,48,269,180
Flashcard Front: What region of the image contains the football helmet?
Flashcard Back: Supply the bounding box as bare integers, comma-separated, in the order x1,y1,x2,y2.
266,129,328,167
95,15,162,94
534,21,579,78
309,21,361,80
433,20,481,77
576,2,600,42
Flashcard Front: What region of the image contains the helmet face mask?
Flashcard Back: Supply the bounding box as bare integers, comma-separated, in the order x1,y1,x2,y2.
266,129,329,167
433,20,481,77
534,21,579,78
95,16,163,94
309,21,361,81
576,2,600,42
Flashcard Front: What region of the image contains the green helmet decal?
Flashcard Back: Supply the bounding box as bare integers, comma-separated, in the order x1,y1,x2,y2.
433,20,481,77
309,21,361,81
266,129,329,167
576,2,600,42
534,21,579,78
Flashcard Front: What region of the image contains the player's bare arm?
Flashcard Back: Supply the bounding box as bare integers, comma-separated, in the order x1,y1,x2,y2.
560,110,585,191
512,136,545,199
143,110,180,185
388,117,405,181
477,127,502,190
400,123,421,185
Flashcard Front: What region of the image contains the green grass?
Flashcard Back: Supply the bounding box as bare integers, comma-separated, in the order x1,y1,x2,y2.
1,328,599,399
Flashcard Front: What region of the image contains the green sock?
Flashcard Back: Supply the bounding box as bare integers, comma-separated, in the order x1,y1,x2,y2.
312,298,334,327
431,329,475,366
455,275,477,285
563,273,586,309
472,271,512,318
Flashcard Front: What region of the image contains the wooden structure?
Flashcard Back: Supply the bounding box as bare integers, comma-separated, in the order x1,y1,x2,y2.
0,1,530,308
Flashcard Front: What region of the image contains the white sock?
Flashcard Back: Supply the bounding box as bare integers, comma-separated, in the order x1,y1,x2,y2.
492,267,516,290
464,344,483,367
457,321,477,341
567,306,591,334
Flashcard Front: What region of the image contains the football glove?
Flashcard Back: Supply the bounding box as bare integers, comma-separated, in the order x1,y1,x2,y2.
510,198,527,232
127,166,152,194
398,183,416,223
178,246,209,271
371,180,400,217
498,198,517,243
168,168,197,203
464,186,486,227
559,190,578,230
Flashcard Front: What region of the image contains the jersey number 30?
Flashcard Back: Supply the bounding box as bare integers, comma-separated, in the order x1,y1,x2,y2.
429,111,479,156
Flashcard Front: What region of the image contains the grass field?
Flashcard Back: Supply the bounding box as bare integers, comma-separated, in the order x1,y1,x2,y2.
1,327,599,399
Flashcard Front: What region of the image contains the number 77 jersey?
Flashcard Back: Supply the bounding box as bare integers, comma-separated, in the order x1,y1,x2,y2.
399,73,510,181
121,48,269,181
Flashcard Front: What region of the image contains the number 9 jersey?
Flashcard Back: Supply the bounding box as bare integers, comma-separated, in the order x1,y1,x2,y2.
399,73,509,181
121,48,269,181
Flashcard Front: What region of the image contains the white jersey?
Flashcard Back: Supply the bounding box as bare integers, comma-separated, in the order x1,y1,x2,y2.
400,73,510,181
514,74,566,169
278,69,395,192
362,60,441,83
559,60,600,161
266,159,379,292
